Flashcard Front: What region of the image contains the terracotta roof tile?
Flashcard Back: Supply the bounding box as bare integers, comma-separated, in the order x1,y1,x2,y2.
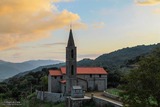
60,80,66,84
60,67,107,75
49,70,62,76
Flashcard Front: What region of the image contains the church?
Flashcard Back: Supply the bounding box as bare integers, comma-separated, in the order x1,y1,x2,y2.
48,29,108,95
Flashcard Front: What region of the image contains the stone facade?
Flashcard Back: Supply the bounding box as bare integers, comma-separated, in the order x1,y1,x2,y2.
77,74,107,91
65,96,91,107
48,73,107,93
37,91,65,103
48,75,62,93
71,86,84,98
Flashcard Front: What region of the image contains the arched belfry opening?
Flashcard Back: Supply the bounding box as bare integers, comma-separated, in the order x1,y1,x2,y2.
71,65,74,75
71,49,74,58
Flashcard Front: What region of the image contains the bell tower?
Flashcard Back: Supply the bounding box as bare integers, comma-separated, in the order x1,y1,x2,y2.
66,28,77,95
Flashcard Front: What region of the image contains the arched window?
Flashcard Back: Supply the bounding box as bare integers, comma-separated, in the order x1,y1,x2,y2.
71,49,74,58
71,65,74,75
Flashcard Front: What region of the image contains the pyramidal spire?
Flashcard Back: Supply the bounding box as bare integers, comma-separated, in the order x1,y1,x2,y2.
67,28,75,47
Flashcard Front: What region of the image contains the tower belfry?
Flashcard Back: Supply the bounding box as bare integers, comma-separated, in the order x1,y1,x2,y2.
66,28,77,95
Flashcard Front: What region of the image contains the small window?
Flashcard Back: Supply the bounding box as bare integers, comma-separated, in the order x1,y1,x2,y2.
54,76,57,79
60,76,63,79
90,74,92,78
71,50,74,58
99,74,101,78
71,65,74,75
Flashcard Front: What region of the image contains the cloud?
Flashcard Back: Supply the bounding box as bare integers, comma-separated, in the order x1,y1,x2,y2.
52,0,74,2
0,0,86,50
91,22,105,29
135,0,160,6
42,42,66,47
153,8,160,13
78,54,100,59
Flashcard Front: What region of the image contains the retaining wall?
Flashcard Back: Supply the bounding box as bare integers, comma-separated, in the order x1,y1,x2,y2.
36,90,65,103
103,92,121,101
93,96,123,107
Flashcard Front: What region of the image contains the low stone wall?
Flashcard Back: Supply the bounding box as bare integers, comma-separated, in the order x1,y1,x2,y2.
36,90,65,103
92,96,123,107
36,91,123,107
103,91,121,101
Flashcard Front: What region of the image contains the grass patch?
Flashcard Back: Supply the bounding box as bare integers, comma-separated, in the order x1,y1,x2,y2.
106,88,122,96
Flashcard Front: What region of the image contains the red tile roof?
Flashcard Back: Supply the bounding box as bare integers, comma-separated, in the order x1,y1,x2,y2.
61,67,107,75
49,70,62,76
60,80,66,84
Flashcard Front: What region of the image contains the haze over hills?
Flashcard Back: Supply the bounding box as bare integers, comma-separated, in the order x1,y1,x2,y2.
11,43,160,80
0,60,63,81
0,60,8,64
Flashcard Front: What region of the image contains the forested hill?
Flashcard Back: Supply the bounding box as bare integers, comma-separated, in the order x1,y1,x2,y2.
12,43,160,79
78,43,160,71
1,43,160,101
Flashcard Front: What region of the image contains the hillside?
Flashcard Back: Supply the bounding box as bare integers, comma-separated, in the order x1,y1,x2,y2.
1,43,160,104
0,60,8,64
0,60,63,81
78,44,160,71
12,43,160,81
2,44,160,102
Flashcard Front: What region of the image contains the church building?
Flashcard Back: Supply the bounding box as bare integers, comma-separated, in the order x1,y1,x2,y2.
48,29,108,95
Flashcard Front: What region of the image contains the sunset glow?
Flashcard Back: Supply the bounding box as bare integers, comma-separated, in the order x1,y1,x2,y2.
0,0,160,62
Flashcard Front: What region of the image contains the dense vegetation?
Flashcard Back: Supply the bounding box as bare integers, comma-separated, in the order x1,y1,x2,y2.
0,92,65,107
78,44,160,88
120,48,160,107
0,68,51,101
0,44,160,106
13,43,160,88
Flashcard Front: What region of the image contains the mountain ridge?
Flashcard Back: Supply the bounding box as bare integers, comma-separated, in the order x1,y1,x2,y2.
2,43,160,81
0,60,63,80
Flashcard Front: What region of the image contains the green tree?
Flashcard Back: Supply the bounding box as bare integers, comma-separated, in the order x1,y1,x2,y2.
40,75,48,91
120,48,160,107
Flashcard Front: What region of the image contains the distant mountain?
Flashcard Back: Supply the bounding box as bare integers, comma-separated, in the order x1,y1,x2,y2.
13,62,65,78
7,43,160,81
0,60,8,64
0,60,63,81
23,60,62,67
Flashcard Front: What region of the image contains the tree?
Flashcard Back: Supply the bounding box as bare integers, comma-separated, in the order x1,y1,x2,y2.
40,76,48,91
120,48,160,107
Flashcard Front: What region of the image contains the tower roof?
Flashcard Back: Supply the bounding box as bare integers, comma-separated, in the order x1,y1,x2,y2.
67,29,75,47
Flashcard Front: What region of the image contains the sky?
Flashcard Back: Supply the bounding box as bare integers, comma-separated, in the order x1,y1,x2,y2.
0,0,160,62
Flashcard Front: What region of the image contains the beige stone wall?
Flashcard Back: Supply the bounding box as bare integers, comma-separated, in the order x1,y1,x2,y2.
49,74,107,93
51,76,61,93
37,91,65,103
77,74,107,91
